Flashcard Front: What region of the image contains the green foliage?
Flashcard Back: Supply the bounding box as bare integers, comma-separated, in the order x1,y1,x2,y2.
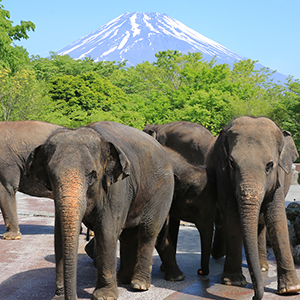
0,0,35,73
44,71,133,128
2,0,299,153
0,67,49,121
31,52,126,81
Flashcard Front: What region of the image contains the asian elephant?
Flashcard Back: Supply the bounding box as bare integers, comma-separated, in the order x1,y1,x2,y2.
85,146,217,281
143,121,216,165
206,116,300,300
156,146,217,280
0,120,62,240
143,121,219,275
27,121,174,300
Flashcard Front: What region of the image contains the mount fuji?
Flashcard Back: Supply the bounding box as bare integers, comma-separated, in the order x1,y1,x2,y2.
58,12,286,82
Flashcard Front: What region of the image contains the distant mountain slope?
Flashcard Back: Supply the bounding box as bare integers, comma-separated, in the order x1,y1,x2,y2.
58,12,286,82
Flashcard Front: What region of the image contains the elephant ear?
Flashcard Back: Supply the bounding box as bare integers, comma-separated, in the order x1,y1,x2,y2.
103,142,130,188
279,130,299,174
26,145,52,191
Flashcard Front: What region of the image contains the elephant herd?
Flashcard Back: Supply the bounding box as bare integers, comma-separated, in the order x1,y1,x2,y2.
0,117,300,300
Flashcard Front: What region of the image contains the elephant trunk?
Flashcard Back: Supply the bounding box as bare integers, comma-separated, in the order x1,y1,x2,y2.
196,217,214,276
238,186,265,300
55,169,86,299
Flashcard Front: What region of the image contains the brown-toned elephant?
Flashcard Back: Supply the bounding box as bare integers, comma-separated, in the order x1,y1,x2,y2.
156,146,217,280
0,120,62,240
143,121,215,165
206,116,300,300
143,121,218,276
27,121,174,300
85,146,217,281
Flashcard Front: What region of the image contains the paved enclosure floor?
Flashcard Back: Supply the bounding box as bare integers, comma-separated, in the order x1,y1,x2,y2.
1,187,300,299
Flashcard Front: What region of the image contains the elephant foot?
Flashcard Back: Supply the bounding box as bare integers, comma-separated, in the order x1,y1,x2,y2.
52,286,64,300
2,230,22,240
164,264,185,281
52,295,64,300
260,262,269,272
131,279,150,291
93,286,119,300
221,272,247,286
131,266,151,290
277,277,300,295
198,268,209,276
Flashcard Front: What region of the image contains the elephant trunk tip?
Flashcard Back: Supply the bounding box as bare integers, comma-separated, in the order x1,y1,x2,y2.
197,268,209,276
252,284,264,300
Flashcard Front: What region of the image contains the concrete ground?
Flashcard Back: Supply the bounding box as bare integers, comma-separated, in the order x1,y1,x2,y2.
0,187,300,300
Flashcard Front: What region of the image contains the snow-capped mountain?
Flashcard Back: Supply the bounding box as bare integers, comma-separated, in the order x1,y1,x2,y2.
58,12,286,82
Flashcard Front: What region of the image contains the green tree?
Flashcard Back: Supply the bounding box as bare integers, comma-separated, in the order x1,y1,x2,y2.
31,52,126,82
0,66,49,121
45,72,130,127
0,0,35,73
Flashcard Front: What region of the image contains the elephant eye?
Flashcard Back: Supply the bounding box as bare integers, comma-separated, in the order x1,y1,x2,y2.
229,156,235,170
265,161,274,175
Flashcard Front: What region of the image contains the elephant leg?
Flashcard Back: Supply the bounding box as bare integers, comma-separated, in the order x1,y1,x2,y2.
168,216,180,252
257,214,269,272
93,226,119,300
117,227,138,284
264,191,300,295
131,225,158,291
0,184,21,240
212,205,226,259
197,217,215,276
222,200,247,287
156,217,185,281
85,237,97,267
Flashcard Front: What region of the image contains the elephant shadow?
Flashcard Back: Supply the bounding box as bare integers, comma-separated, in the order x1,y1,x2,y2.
0,253,97,300
0,224,54,237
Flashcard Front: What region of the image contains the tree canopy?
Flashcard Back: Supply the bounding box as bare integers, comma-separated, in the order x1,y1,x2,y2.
1,1,300,155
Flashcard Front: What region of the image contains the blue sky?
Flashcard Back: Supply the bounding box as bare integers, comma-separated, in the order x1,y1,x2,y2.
3,0,300,80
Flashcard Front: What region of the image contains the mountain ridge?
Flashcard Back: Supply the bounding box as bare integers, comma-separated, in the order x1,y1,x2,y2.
58,12,286,82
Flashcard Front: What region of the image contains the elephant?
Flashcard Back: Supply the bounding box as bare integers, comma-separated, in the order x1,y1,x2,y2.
156,146,217,280
143,121,218,274
206,116,300,300
85,145,217,282
0,120,62,240
27,121,175,300
143,121,216,165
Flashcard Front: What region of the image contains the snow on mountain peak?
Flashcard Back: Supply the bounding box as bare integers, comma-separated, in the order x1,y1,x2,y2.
58,12,247,66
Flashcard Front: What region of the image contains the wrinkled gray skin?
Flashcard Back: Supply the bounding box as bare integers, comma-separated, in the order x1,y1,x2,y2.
0,121,62,240
28,121,174,300
207,116,300,300
156,146,217,280
143,121,215,165
85,146,217,281
143,121,217,277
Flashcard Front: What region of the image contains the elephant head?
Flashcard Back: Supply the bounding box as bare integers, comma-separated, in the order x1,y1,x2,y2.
216,116,299,299
27,127,130,299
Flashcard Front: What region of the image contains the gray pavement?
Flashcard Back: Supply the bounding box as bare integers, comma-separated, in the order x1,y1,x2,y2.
0,187,300,299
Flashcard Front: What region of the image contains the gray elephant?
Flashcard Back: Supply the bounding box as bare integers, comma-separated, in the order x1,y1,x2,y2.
143,121,218,275
27,121,174,300
207,116,300,300
156,146,217,280
143,121,215,165
85,146,217,281
0,120,62,240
